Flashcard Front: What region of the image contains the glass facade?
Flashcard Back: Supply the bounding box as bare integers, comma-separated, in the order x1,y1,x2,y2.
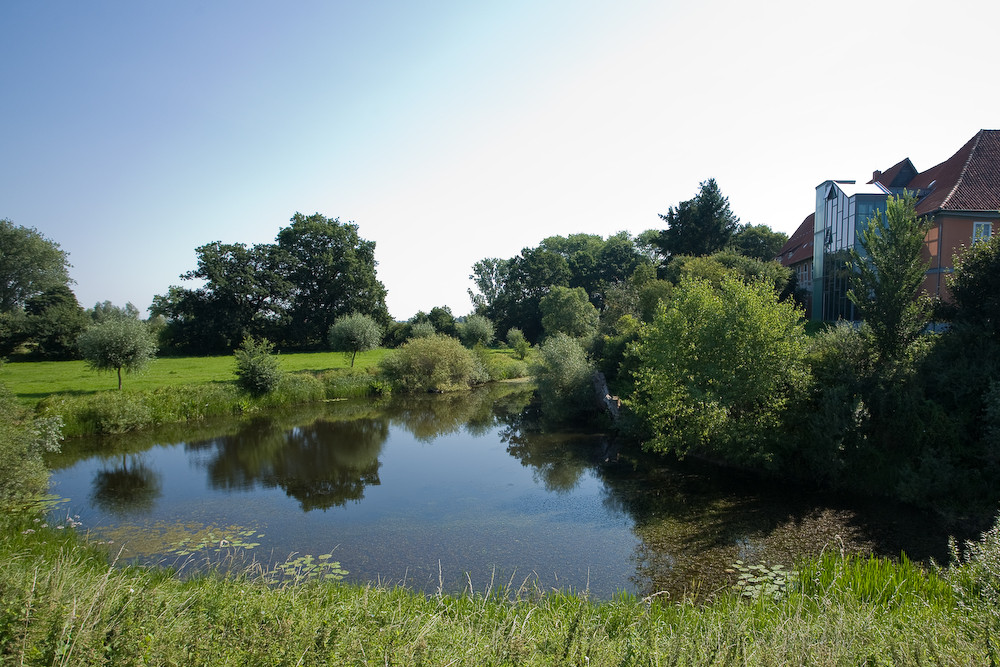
811,181,888,322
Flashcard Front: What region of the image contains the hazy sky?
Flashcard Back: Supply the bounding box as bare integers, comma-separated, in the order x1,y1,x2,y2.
3,0,998,320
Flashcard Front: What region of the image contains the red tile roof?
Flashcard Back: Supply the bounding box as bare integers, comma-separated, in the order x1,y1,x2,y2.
908,130,1000,215
775,213,814,267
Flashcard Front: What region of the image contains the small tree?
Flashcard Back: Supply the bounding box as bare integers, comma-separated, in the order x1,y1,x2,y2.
847,192,932,363
379,334,476,392
328,313,383,367
540,286,599,339
78,318,158,389
459,314,494,348
506,327,530,360
234,336,283,395
533,333,594,422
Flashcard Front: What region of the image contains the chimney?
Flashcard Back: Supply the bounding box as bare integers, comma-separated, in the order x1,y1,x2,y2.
872,170,882,183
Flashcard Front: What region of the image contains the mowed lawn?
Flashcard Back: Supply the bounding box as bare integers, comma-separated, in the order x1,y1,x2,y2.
2,349,392,404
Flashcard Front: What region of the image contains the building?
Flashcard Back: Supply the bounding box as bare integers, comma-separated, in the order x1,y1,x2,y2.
776,129,1000,321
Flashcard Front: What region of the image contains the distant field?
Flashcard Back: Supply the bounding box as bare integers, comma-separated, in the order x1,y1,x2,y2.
1,349,392,404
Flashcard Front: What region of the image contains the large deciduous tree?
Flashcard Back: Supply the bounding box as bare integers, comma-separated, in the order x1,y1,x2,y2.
847,192,932,363
730,223,789,262
653,179,740,261
0,219,72,313
153,213,388,353
277,213,389,348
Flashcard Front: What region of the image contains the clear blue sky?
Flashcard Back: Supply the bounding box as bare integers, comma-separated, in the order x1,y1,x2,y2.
3,0,998,320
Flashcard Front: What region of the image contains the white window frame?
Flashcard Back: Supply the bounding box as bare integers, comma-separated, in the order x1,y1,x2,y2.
973,221,993,244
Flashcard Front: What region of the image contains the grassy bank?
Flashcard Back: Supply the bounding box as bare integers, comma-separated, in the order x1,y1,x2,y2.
3,348,528,438
2,349,392,405
2,514,997,666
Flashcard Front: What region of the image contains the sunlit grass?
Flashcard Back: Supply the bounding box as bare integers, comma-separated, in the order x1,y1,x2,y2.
0,515,992,666
2,349,393,404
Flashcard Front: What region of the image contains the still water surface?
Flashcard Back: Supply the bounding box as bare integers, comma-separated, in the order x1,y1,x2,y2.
47,384,953,599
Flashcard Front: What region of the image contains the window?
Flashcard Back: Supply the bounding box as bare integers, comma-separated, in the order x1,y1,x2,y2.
973,221,993,244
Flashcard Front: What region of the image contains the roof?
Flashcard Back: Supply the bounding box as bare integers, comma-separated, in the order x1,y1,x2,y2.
908,130,1000,215
775,213,814,267
870,130,1000,216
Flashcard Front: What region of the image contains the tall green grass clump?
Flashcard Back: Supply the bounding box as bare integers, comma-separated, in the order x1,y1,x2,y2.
317,368,391,399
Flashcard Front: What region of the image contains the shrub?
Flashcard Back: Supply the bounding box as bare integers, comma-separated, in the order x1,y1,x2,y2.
533,333,594,422
379,334,475,392
234,336,283,396
626,275,808,468
459,315,494,348
409,321,437,339
0,383,62,510
506,328,530,360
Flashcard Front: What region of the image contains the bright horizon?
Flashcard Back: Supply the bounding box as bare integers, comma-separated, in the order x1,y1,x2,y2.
3,1,998,320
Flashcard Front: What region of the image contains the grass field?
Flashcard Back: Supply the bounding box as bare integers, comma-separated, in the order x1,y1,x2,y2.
1,349,393,404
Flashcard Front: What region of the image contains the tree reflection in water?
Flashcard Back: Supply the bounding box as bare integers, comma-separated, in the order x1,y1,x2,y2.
188,414,389,511
90,454,162,516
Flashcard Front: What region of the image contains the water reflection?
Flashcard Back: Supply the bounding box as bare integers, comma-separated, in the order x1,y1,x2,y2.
90,454,162,516
50,383,960,599
188,415,388,511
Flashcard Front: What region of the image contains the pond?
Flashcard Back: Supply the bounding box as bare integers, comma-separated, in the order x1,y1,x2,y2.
47,383,955,599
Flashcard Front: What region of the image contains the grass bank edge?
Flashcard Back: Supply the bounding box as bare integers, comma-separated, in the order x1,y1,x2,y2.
16,348,531,438
1,514,994,665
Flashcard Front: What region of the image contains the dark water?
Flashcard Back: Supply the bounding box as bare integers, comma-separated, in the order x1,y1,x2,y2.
47,383,956,599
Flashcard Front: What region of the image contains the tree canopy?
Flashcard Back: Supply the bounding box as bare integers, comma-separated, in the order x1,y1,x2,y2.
0,219,73,314
152,213,389,353
469,232,653,342
653,179,740,261
847,193,932,363
78,317,158,389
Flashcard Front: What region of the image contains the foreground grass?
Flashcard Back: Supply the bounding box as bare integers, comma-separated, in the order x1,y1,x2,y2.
2,517,997,666
2,349,393,404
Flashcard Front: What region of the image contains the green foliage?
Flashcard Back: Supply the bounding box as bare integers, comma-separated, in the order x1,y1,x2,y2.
653,179,740,261
234,336,283,396
379,334,476,392
408,320,436,339
152,213,389,353
0,517,983,667
506,327,530,360
470,232,653,343
0,382,62,510
947,231,1000,338
459,314,494,348
533,333,594,422
0,218,72,313
665,250,791,293
78,317,158,389
23,285,89,360
730,223,789,261
627,276,807,467
277,212,390,348
847,192,932,363
427,306,457,337
540,285,599,340
945,515,1000,621
328,313,383,367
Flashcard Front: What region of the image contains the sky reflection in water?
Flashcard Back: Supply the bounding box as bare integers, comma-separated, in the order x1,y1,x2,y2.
48,384,952,599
